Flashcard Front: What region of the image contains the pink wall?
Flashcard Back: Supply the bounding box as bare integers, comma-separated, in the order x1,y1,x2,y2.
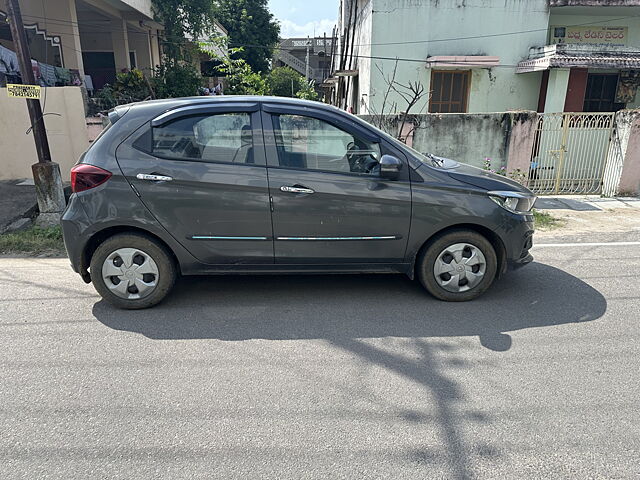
506,112,539,187
618,114,640,195
86,116,106,144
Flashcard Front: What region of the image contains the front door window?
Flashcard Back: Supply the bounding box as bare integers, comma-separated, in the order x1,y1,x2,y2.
272,114,381,175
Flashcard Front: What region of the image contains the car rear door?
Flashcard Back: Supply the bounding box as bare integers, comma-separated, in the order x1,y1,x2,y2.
115,102,274,265
262,103,412,264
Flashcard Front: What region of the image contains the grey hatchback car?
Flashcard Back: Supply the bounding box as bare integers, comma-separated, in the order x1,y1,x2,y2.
62,96,535,309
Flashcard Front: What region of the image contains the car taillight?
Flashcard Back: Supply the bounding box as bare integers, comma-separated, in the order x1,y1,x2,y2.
71,164,112,193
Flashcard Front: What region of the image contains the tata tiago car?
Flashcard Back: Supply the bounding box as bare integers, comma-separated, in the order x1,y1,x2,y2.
62,97,535,309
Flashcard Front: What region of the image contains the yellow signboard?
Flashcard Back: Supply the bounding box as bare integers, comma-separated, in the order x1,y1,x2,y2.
551,26,628,47
6,84,42,99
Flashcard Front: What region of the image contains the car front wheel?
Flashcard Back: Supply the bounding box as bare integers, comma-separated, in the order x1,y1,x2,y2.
90,233,177,309
417,230,497,302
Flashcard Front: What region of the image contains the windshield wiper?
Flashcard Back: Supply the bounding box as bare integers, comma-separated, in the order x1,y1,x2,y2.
425,153,444,168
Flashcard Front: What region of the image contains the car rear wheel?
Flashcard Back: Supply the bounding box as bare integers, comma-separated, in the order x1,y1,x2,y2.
417,230,497,302
90,233,176,309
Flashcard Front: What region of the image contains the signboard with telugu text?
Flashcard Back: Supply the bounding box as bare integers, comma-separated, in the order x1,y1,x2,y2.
6,84,41,99
551,26,628,47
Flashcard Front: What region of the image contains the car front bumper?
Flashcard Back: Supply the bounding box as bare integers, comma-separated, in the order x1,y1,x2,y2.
500,213,534,271
508,252,534,270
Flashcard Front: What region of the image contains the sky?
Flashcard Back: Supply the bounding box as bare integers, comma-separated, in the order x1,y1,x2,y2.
268,0,338,38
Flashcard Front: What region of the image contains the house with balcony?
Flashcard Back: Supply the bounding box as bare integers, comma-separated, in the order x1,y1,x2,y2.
0,0,164,181
274,36,336,85
0,0,163,91
330,0,640,115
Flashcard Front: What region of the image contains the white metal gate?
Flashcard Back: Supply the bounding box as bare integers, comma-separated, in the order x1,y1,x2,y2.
528,112,615,195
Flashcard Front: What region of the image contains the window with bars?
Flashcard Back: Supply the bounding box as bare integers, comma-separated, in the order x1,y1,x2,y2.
583,74,625,112
428,70,471,113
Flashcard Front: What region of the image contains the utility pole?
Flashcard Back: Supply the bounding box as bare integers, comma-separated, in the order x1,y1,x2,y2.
305,36,310,81
323,33,327,80
5,0,66,225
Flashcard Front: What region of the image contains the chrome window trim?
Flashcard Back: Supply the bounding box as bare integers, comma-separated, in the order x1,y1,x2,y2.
190,236,269,240
276,236,399,241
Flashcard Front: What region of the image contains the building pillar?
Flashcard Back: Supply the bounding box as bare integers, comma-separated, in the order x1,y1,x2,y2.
149,29,161,69
111,18,131,72
125,23,152,73
145,29,154,71
543,68,571,113
65,0,85,76
617,111,640,195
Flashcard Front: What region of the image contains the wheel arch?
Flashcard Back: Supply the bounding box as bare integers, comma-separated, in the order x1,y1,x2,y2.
411,223,507,280
80,225,181,282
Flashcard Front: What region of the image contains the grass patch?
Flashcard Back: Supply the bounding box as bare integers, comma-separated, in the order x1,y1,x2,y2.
533,209,564,230
0,225,66,255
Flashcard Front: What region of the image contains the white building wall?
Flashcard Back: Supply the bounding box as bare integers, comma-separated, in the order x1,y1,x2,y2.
364,0,550,114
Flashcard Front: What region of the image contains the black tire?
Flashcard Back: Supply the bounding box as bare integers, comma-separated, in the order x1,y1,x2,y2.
417,230,497,302
90,233,177,309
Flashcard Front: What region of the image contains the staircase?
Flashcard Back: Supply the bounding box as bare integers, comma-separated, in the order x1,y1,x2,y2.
274,50,315,79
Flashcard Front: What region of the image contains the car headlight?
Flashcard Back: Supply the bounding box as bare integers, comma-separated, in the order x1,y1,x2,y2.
488,191,536,214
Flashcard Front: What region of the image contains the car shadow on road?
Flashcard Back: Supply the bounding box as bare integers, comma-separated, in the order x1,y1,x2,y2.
91,263,607,478
92,261,607,350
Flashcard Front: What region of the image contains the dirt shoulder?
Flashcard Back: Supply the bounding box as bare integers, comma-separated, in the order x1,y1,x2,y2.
535,202,640,239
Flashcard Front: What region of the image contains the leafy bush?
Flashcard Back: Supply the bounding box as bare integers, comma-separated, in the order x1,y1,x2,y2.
266,67,304,97
151,61,202,98
91,42,321,114
295,80,319,101
93,69,151,111
222,58,268,95
265,67,320,100
92,61,204,113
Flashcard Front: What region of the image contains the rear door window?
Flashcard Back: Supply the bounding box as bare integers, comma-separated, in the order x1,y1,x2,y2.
141,112,255,164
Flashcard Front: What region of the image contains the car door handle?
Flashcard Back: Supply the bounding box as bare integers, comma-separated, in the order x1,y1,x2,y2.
280,185,314,194
136,173,173,182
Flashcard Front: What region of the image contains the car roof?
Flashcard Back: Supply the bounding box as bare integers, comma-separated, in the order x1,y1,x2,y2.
120,96,342,114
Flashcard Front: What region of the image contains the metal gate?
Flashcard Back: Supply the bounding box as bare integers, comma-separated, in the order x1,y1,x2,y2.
528,112,615,195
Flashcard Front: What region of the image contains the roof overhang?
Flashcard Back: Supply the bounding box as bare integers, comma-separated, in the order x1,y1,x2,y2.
517,44,640,73
321,77,339,88
334,69,359,77
426,56,500,68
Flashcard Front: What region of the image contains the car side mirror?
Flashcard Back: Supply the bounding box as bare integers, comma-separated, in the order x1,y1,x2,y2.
379,154,402,180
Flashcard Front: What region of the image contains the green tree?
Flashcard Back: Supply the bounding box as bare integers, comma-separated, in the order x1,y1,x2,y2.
199,39,267,95
223,59,268,95
151,0,215,62
212,0,280,73
266,67,304,97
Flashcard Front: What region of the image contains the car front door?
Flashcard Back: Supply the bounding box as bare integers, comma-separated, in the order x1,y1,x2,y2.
116,103,273,265
262,104,412,264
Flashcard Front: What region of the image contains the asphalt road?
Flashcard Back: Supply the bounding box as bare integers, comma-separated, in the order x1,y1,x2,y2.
1,236,640,479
